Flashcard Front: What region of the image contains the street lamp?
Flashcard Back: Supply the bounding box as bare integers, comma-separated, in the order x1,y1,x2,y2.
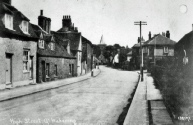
134,21,147,81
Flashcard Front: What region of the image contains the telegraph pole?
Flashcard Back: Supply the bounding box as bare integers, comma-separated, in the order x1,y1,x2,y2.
134,21,147,81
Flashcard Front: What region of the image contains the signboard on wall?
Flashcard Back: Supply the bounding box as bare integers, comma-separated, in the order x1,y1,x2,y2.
154,49,163,56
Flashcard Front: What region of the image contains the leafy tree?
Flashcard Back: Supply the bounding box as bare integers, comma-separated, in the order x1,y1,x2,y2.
93,44,101,58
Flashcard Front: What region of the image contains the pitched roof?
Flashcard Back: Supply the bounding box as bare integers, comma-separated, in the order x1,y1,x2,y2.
132,42,146,48
127,51,132,56
0,3,13,14
31,23,48,36
52,31,81,51
144,34,176,46
175,30,193,52
0,2,37,40
31,24,75,59
82,36,92,45
44,35,53,43
57,27,70,33
37,42,75,59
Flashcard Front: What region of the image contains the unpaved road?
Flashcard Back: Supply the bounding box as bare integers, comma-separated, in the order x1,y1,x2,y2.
0,66,139,125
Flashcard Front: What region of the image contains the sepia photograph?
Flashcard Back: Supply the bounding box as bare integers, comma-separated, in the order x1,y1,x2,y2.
0,0,193,124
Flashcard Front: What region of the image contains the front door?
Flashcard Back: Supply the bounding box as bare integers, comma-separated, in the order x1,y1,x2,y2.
5,54,12,85
29,56,33,79
72,64,74,76
41,61,45,82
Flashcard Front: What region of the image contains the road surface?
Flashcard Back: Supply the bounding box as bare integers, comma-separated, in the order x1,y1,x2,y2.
0,66,139,125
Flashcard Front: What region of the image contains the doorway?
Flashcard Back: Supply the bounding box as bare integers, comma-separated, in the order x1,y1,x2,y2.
29,56,33,79
5,54,12,86
41,61,45,82
72,64,74,76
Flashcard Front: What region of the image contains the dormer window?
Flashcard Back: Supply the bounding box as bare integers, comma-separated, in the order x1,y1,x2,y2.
67,42,70,54
38,33,44,48
39,40,44,48
50,42,55,51
4,14,13,30
21,20,29,34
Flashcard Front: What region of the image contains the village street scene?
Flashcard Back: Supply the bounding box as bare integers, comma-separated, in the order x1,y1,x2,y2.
0,0,193,125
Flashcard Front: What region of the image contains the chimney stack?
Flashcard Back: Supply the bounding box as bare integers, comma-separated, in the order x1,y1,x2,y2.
162,32,165,37
1,0,12,5
38,10,51,34
192,24,193,31
166,31,170,38
40,10,43,16
62,15,72,31
75,27,78,32
148,31,151,40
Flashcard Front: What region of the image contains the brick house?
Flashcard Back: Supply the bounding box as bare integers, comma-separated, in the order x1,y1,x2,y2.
81,36,93,74
175,27,193,72
131,42,144,70
0,1,38,89
143,31,176,69
32,10,76,83
52,15,82,76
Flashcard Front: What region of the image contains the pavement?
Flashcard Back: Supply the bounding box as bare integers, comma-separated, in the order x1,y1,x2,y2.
0,66,174,125
123,73,149,125
0,68,101,102
124,72,173,125
146,73,173,125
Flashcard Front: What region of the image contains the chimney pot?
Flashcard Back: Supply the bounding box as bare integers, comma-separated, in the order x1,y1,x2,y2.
162,32,165,36
2,0,12,5
166,30,170,38
148,31,151,40
75,27,78,32
40,10,43,16
192,24,193,31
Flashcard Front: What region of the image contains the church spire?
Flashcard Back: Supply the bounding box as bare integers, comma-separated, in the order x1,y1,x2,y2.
100,35,105,44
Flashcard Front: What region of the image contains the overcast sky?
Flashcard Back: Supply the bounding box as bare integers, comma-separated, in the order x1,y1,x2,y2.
13,0,193,47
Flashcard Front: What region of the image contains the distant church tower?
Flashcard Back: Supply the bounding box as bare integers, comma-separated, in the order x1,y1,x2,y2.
100,35,105,44
98,35,107,64
98,35,107,54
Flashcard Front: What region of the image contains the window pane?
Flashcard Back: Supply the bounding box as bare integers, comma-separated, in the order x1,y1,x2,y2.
23,50,29,71
5,14,13,29
22,21,28,33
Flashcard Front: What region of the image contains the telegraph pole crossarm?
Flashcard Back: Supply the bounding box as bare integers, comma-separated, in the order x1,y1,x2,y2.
134,21,147,81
